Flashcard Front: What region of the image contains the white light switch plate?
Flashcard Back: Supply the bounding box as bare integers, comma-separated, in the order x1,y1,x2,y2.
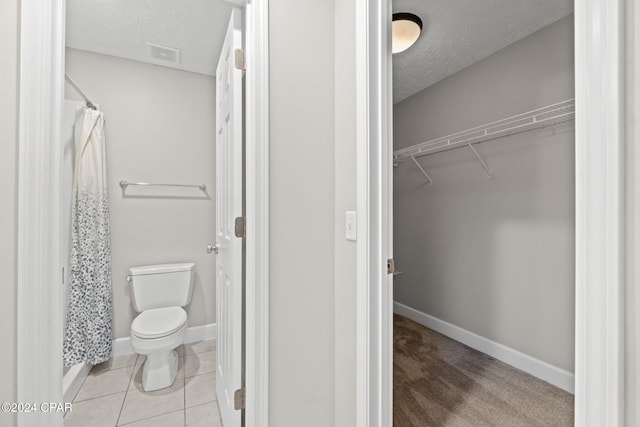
346,211,357,241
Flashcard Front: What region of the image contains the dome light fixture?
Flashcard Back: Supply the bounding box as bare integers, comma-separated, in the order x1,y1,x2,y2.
392,13,423,54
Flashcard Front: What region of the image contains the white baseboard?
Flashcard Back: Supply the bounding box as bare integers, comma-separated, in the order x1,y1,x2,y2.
112,323,217,357
112,336,135,357
62,363,91,403
184,323,217,343
393,302,575,394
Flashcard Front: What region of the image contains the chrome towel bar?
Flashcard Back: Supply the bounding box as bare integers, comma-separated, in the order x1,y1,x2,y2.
119,180,206,192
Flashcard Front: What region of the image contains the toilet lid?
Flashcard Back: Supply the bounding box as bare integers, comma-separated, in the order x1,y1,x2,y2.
131,307,187,339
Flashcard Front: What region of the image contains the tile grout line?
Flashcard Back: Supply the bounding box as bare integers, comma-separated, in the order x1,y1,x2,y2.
71,367,92,404
74,365,137,403
117,410,185,427
115,354,138,426
73,389,129,405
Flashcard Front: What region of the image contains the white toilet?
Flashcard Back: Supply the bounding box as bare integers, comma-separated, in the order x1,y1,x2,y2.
129,263,195,392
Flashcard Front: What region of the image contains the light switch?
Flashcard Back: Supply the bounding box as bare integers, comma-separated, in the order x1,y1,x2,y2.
346,211,357,241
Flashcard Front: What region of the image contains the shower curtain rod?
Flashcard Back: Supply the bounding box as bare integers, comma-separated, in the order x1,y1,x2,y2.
64,73,97,110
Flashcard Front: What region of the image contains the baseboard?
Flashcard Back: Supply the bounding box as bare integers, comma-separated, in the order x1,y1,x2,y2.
112,322,217,357
63,363,91,403
184,323,217,343
393,302,575,394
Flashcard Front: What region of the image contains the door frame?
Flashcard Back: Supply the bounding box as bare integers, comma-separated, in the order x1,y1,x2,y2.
355,0,393,425
16,0,269,426
355,1,626,427
243,1,270,425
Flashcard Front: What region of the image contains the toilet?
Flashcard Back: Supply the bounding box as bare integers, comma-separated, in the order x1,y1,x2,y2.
129,263,195,391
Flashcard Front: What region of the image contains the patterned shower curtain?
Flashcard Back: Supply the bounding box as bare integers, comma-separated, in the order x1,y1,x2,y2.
63,107,113,367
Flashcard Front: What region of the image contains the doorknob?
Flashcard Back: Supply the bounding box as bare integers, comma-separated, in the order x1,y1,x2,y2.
207,243,221,255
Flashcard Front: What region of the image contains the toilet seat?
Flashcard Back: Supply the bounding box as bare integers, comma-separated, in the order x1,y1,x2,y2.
131,307,187,339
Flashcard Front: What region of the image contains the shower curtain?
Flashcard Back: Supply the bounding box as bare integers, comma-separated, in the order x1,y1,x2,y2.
63,107,113,367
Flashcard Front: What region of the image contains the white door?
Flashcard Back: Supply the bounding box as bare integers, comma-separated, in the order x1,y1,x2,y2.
216,8,244,427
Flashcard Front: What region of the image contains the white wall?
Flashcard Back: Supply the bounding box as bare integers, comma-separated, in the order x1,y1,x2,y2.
393,16,575,372
0,1,18,425
65,48,217,339
334,0,358,425
269,0,336,425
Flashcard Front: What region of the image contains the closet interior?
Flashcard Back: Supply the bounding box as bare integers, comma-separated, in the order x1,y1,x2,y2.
391,12,575,426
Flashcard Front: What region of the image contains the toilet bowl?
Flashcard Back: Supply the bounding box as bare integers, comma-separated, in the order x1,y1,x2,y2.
128,263,195,392
130,306,188,391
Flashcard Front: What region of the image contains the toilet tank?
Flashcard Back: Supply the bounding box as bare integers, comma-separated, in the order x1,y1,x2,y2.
129,263,195,312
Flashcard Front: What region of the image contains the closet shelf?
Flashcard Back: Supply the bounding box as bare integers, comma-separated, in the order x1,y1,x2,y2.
393,98,575,163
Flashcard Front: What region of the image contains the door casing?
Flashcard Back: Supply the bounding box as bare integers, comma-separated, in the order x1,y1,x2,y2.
354,1,627,426
16,1,270,426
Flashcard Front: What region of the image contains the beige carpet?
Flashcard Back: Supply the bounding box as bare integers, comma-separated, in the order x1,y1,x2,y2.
393,314,574,426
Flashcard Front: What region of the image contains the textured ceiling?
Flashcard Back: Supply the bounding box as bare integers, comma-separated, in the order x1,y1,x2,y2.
66,0,233,76
66,0,573,98
393,0,573,103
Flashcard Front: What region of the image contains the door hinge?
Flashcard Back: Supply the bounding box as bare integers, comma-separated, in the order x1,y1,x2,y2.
387,259,395,275
234,48,246,70
234,387,246,410
235,216,246,238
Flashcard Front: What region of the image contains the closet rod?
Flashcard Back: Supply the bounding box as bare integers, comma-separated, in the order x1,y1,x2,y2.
393,98,575,162
64,73,97,110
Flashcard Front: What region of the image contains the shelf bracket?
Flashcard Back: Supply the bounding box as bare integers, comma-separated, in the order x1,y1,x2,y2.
467,143,492,177
410,155,433,185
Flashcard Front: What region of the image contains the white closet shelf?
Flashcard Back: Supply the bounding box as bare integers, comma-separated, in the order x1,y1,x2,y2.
393,98,575,163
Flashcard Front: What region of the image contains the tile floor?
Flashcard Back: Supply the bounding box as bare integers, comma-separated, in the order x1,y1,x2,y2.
64,340,221,427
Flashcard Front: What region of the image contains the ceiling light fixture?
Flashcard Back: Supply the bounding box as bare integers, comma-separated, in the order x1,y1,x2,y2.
392,13,423,54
